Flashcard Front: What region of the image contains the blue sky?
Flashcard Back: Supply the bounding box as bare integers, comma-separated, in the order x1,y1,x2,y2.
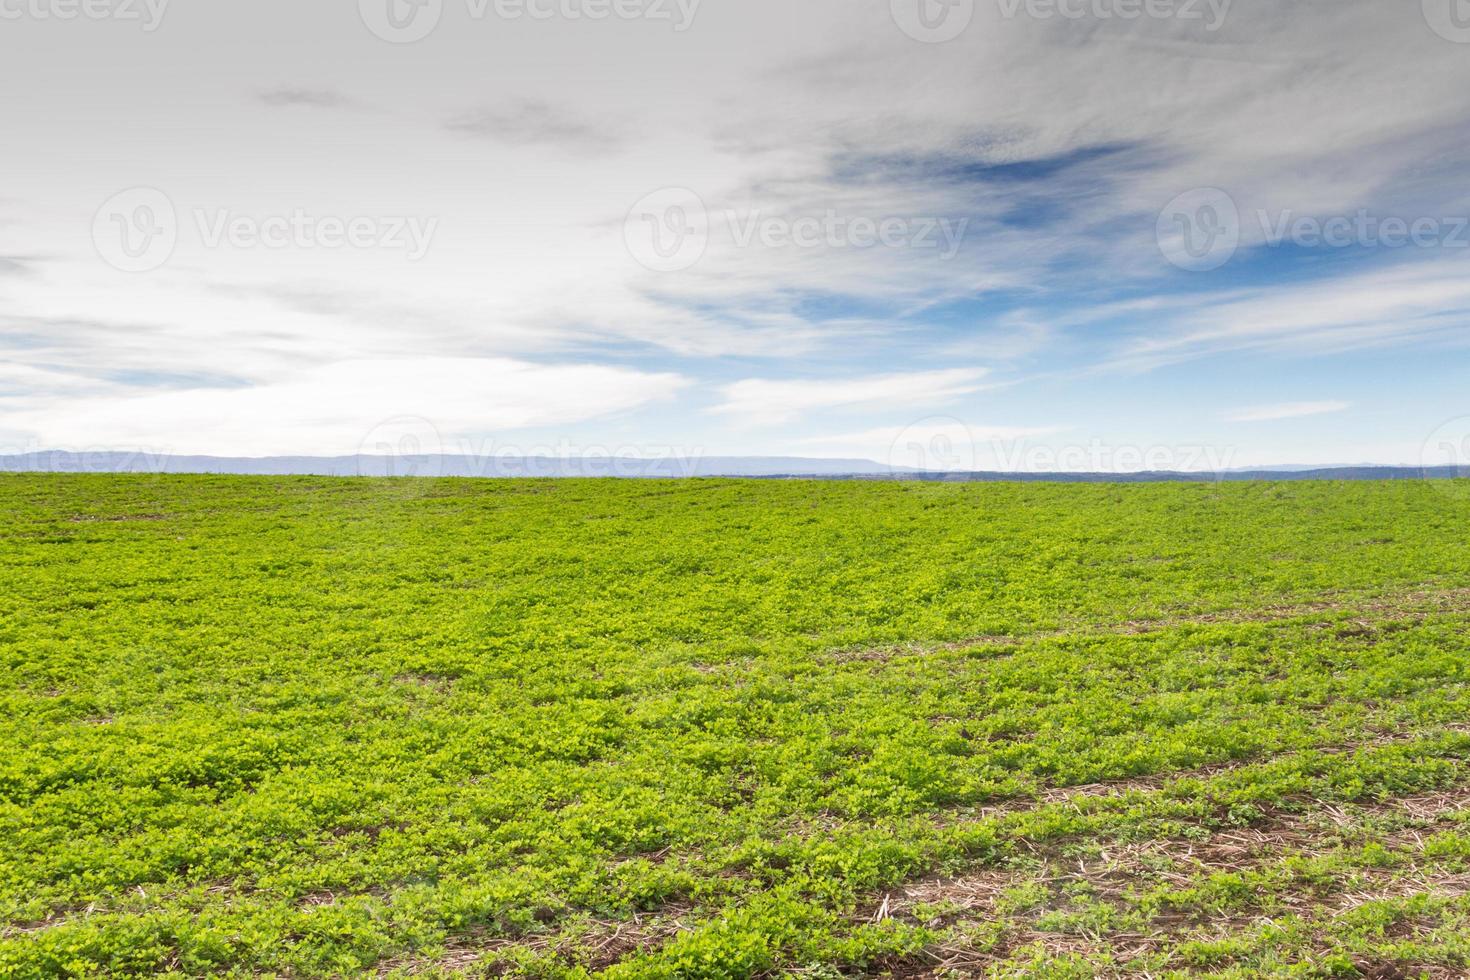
1,0,1469,470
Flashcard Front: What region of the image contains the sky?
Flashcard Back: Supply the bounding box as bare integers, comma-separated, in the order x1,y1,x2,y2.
2,0,1469,472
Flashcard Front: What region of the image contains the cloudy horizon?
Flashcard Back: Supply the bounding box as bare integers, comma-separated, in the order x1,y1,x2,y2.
3,0,1470,472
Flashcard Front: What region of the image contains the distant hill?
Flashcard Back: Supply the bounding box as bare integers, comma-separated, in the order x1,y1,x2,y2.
1,451,1464,482
0,452,896,479
853,466,1466,483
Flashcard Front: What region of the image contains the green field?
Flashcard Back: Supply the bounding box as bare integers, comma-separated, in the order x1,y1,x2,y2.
4,475,1470,979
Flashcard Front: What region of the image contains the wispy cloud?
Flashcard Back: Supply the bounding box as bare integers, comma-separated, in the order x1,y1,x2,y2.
1224,401,1351,423
712,368,990,426
0,255,38,278
446,100,623,151
257,87,357,109
2,0,1466,462
1123,262,1470,368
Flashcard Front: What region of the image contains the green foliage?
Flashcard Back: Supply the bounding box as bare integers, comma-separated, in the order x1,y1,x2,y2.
2,475,1470,977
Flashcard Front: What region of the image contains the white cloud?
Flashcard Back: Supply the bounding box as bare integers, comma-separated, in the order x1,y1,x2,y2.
3,358,687,456
1224,401,1351,423
1125,262,1470,366
0,0,1466,456
8,0,1463,375
711,368,990,426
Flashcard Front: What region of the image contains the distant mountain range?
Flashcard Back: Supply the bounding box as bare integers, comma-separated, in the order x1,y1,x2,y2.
0,451,1464,482
0,452,886,479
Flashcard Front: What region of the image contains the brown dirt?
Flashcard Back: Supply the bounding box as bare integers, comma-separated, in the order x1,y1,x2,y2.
829,585,1470,664
858,786,1470,977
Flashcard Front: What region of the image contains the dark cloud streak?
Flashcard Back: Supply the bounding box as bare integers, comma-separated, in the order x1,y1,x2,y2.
445,100,624,151
257,87,358,109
